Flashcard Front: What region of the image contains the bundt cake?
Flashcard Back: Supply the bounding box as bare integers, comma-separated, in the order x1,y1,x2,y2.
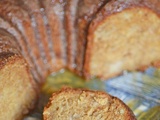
0,28,38,120
43,88,136,120
84,0,160,79
1,0,159,83
0,0,160,119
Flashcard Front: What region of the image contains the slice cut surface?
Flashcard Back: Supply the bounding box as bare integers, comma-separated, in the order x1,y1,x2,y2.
84,5,160,79
43,88,136,120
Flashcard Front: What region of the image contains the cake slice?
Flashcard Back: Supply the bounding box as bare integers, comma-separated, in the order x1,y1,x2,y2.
84,0,160,80
0,29,38,120
0,1,46,83
43,88,136,120
75,0,107,75
42,0,67,71
65,0,79,70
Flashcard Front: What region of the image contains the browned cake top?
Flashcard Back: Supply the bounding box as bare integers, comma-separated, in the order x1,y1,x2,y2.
0,29,20,66
90,0,160,31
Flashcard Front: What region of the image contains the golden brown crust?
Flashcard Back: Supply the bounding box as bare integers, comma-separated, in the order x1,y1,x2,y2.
75,0,108,76
43,88,136,120
89,0,160,34
0,52,18,69
0,28,21,64
83,29,93,80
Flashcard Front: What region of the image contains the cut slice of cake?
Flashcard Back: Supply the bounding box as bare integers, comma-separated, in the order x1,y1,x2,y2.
84,0,160,80
43,88,136,120
0,29,38,120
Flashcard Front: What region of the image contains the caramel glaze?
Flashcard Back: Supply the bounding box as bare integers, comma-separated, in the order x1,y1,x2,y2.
65,0,79,70
41,0,67,71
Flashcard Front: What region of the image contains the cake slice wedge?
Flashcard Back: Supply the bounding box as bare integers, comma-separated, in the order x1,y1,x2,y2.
0,29,38,120
84,0,160,80
43,88,136,120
